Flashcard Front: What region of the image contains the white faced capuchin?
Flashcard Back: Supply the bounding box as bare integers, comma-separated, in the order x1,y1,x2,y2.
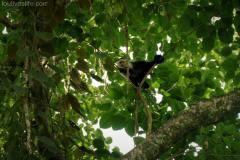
116,55,164,89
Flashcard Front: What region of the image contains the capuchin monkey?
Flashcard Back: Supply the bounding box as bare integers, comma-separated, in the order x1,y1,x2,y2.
116,55,164,89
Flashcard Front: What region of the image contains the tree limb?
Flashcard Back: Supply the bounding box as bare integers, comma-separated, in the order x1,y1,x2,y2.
122,90,240,160
136,63,158,138
23,57,32,154
136,87,152,138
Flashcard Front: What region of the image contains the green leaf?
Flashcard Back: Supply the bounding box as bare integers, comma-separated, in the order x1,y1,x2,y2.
93,138,105,149
99,114,112,129
111,149,122,158
158,15,170,29
170,87,185,101
202,70,218,89
95,129,104,138
222,55,238,79
177,14,191,32
68,26,83,39
199,25,216,38
151,81,160,88
53,37,69,55
103,57,114,72
233,72,240,85
220,46,232,57
95,148,110,157
96,103,111,111
109,85,124,100
193,84,206,97
125,118,135,136
190,71,202,80
157,63,179,82
95,51,108,59
160,89,171,97
95,13,106,25
105,137,112,144
112,114,126,130
202,36,215,52
48,64,64,74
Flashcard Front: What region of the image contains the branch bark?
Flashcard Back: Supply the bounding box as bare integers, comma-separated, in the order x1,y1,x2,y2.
122,90,240,160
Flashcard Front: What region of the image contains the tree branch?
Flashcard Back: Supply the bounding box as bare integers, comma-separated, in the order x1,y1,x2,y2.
23,57,32,154
136,87,152,138
122,90,240,160
136,63,158,138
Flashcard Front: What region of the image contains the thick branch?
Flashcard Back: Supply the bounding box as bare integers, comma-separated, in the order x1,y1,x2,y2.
23,57,32,153
122,90,240,160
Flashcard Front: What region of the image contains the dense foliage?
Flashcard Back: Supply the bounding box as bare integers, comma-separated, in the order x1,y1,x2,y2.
0,0,239,159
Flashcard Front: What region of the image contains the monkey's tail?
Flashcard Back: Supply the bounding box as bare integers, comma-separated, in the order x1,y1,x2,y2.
154,55,164,64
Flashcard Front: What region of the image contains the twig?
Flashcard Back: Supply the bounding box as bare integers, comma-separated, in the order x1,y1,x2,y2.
166,83,177,92
139,64,156,87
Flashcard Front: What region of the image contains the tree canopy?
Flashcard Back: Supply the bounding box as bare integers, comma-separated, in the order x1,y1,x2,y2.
0,0,239,159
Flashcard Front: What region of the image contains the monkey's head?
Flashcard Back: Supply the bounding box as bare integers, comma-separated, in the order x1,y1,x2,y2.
115,58,133,69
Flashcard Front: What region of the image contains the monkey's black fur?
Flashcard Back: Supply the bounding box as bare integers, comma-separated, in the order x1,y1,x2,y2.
116,55,164,89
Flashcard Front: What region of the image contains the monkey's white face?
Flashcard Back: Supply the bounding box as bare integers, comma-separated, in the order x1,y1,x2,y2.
116,59,133,69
